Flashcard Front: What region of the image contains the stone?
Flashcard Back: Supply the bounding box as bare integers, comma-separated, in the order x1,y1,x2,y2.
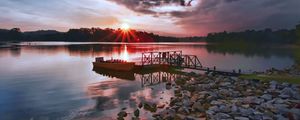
281,82,290,87
182,91,191,98
174,114,185,119
279,94,290,99
178,107,190,114
190,94,199,102
209,106,219,112
249,115,263,120
117,111,127,118
241,104,250,108
134,109,139,117
243,96,263,104
239,108,253,116
157,104,165,109
260,94,272,101
234,117,250,120
275,114,287,120
219,89,232,97
231,104,238,112
280,87,298,99
193,103,205,112
219,105,231,113
143,102,157,112
269,81,278,90
262,114,272,120
206,110,215,117
208,72,214,77
175,78,187,86
230,76,239,81
211,100,223,105
290,108,300,119
117,117,124,120
170,98,180,107
185,116,197,120
213,113,231,119
274,98,285,104
131,117,139,120
220,82,231,87
197,112,206,118
182,98,191,107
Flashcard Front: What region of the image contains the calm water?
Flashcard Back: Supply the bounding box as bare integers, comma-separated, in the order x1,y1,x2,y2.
0,42,295,120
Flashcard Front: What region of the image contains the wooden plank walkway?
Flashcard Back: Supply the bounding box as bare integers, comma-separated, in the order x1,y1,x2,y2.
135,63,242,76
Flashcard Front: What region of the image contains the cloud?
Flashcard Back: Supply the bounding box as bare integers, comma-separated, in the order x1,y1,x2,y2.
109,0,300,36
0,0,299,36
108,0,195,15
0,0,122,31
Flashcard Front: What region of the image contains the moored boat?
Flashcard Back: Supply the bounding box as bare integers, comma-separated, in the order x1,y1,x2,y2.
93,57,135,71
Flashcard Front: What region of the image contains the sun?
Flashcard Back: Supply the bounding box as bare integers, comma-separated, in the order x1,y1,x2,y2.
121,23,130,31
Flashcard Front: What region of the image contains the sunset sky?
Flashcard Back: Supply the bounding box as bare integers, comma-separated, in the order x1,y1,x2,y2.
0,0,300,36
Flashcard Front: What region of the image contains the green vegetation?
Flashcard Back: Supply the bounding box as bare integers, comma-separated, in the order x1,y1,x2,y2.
240,74,300,84
293,47,300,68
206,24,300,46
295,24,300,68
0,28,203,42
296,24,300,45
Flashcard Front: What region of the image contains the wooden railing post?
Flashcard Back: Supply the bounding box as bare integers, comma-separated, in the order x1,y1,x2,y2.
142,53,144,66
150,52,153,65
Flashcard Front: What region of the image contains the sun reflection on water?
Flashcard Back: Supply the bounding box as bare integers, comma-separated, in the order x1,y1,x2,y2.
121,45,129,61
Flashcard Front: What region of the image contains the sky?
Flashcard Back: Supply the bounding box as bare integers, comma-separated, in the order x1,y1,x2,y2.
0,0,300,37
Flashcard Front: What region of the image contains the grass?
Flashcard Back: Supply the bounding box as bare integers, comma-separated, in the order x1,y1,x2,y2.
293,46,300,68
240,74,300,84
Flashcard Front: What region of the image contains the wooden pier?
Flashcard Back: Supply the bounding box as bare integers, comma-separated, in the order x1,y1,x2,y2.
136,51,242,76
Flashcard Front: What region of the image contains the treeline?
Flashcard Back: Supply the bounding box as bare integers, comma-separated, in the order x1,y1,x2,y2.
0,28,203,42
206,24,300,45
2,24,300,43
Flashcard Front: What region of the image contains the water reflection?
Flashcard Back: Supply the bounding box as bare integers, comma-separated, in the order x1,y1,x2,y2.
85,70,181,119
93,67,135,80
121,45,129,61
0,42,294,72
140,72,180,87
0,42,296,119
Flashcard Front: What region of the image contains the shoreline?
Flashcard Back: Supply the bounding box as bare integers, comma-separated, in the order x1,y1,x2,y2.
117,66,300,120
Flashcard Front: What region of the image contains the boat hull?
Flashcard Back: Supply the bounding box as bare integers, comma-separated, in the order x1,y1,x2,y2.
93,62,135,71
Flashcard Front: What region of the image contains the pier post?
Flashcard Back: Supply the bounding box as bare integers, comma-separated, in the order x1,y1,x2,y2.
194,56,197,68
159,52,161,64
150,52,153,65
142,53,144,66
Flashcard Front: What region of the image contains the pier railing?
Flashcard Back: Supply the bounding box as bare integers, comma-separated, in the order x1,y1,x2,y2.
139,50,242,76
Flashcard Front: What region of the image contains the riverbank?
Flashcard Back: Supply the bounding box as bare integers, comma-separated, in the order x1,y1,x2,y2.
117,70,300,120
240,65,300,84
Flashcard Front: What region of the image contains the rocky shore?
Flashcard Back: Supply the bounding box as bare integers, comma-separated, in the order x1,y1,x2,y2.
117,71,300,120
261,65,300,77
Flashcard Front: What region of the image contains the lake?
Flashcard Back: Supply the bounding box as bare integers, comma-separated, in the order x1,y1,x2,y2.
0,42,295,120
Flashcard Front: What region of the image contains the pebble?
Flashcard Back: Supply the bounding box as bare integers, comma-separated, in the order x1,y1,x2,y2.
234,116,249,120
261,94,272,101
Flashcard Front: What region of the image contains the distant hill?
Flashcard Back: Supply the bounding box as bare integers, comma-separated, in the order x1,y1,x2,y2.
0,28,204,42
